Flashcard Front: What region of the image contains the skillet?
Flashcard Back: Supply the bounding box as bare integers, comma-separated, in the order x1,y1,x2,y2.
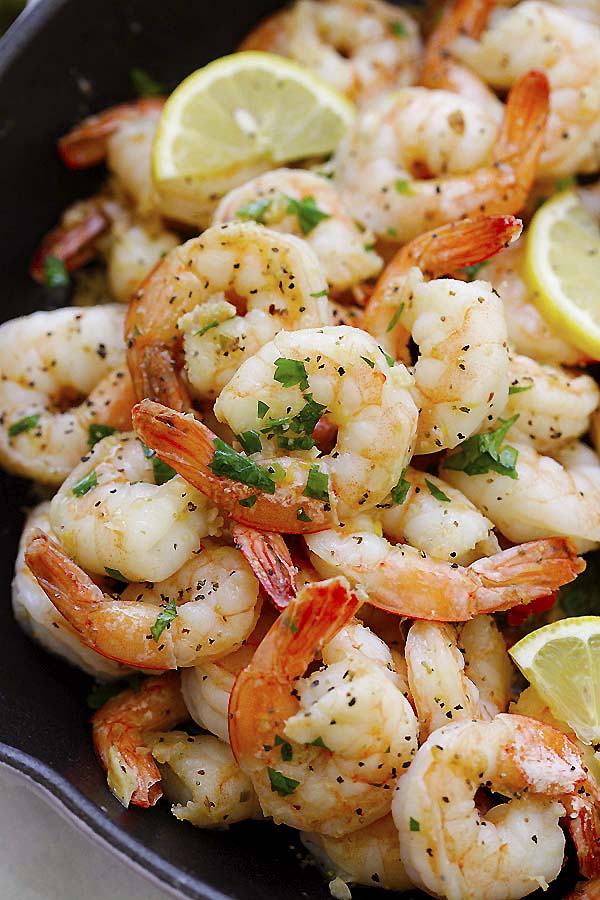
0,1,585,897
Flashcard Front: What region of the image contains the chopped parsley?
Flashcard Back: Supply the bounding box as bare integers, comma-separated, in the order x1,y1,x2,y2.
303,465,329,503
151,599,178,642
310,289,328,298
274,734,294,762
391,467,410,505
257,400,270,419
239,495,258,508
394,179,414,196
267,767,300,796
297,506,312,522
309,736,330,750
140,441,177,484
237,430,262,455
461,262,487,281
555,175,576,192
260,394,327,451
235,197,273,225
72,470,98,497
274,357,309,390
409,817,420,832
285,616,298,635
361,356,375,369
88,423,117,448
43,255,69,288
284,194,330,235
8,414,40,438
508,383,534,396
86,674,143,710
193,320,220,338
104,567,129,583
380,348,395,367
390,20,408,36
130,66,164,97
386,227,398,238
210,438,276,493
387,302,405,333
443,415,520,479
425,479,451,503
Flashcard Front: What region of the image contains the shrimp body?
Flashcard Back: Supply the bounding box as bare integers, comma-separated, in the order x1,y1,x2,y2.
0,306,134,485
126,221,331,406
240,0,422,105
306,527,583,620
453,1,600,177
229,578,419,836
50,433,221,583
91,672,189,807
150,732,261,827
12,503,129,679
334,72,549,242
25,532,261,670
459,614,513,719
214,325,418,518
444,439,600,553
393,714,599,900
212,168,382,295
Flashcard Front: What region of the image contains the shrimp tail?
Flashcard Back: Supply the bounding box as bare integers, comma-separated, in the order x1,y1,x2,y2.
87,368,137,432
494,70,550,180
136,344,192,412
563,794,600,880
422,0,495,88
30,206,109,282
470,537,585,613
231,524,297,610
91,672,188,808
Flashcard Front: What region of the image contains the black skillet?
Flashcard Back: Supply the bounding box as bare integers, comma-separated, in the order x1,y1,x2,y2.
0,1,583,897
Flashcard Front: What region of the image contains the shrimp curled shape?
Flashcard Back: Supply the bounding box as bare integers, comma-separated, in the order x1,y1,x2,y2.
229,577,419,836
393,714,600,900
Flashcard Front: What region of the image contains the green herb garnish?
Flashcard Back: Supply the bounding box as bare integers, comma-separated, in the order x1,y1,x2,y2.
508,383,534,396
104,567,129,583
43,255,69,288
257,400,270,419
210,438,276,494
88,424,117,448
409,817,420,832
425,479,451,502
390,21,408,36
130,67,165,97
297,507,312,522
193,320,220,338
86,674,143,710
72,470,97,497
239,495,258,508
284,194,330,235
303,465,329,503
274,357,309,390
443,415,520,479
310,289,328,298
394,179,414,196
237,430,262,455
387,302,405,333
151,599,178,642
461,262,487,281
235,197,273,225
274,734,294,762
8,414,40,438
391,467,410,505
267,767,300,796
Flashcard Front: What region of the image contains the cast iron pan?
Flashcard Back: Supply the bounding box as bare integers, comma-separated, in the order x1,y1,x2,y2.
0,1,584,897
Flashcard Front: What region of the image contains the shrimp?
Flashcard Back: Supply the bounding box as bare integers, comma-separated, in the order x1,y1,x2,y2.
333,70,549,243
450,0,600,178
91,671,188,807
125,221,331,408
12,503,129,679
229,577,419,836
0,305,135,485
150,732,261,827
505,354,599,452
213,325,418,518
212,168,383,297
49,431,221,583
231,524,297,610
302,815,414,892
497,0,600,27
239,0,422,106
25,531,261,670
306,527,583,620
459,614,513,719
444,439,600,553
567,881,600,900
363,216,519,453
480,241,587,366
393,714,600,900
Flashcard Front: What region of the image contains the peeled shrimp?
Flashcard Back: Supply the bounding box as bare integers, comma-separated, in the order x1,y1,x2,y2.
240,0,422,105
126,221,331,408
229,578,419,836
459,614,513,719
334,71,549,242
25,532,260,670
306,527,583,620
91,671,188,807
0,305,134,485
393,714,600,900
212,168,382,296
49,432,220,583
363,216,518,453
150,732,261,827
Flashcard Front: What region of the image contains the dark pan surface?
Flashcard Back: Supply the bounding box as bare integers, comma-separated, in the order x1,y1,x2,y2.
0,1,583,897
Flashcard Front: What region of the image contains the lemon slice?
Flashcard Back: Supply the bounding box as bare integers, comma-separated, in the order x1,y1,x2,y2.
525,189,600,360
509,616,600,744
152,52,355,225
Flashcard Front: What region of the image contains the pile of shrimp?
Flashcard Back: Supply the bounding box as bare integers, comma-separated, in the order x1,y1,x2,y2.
9,0,600,898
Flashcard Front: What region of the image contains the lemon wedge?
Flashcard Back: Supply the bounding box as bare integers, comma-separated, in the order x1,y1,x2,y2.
509,616,600,744
152,52,355,226
525,189,600,360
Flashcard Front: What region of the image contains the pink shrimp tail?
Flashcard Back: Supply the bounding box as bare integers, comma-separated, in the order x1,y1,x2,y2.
232,524,297,610
564,794,600,880
137,344,193,412
422,0,495,91
30,207,109,282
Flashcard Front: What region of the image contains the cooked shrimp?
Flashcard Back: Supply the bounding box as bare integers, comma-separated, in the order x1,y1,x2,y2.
213,325,418,518
444,439,600,553
240,0,422,105
49,432,221,583
0,305,135,485
229,578,419,836
25,531,260,670
498,0,600,27
303,815,414,892
505,354,599,452
212,168,383,296
231,524,297,610
363,216,519,452
334,71,549,242
306,527,583,620
125,221,331,408
91,671,188,807
567,881,600,900
459,614,513,718
481,241,587,365
12,503,129,679
451,0,600,177
393,714,600,900
150,732,261,827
